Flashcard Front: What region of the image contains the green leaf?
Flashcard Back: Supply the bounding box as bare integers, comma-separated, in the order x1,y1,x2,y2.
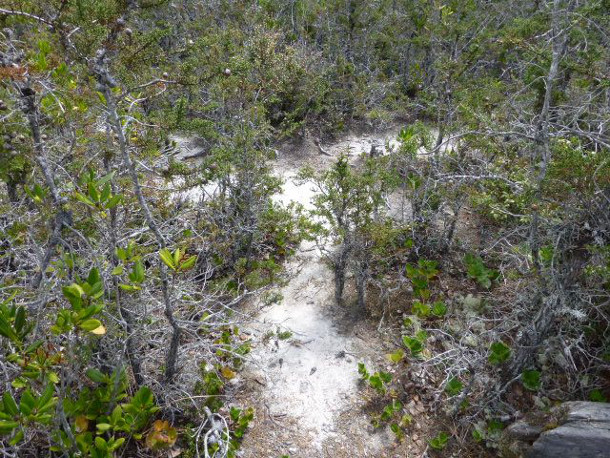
111,265,124,276
37,385,56,413
431,301,447,317
405,264,417,278
179,255,197,271
429,431,449,450
402,335,424,357
108,437,125,451
119,284,141,292
100,183,111,203
445,377,463,396
78,304,104,321
86,281,103,300
86,368,106,383
79,319,103,332
521,370,541,391
76,432,93,451
0,420,19,434
472,428,484,442
386,349,405,363
87,182,99,203
379,371,392,383
391,399,402,412
9,429,24,445
19,391,36,416
381,404,394,421
173,248,182,267
94,436,107,451
96,91,107,105
0,290,18,307
129,260,145,284
2,392,18,416
96,423,112,432
0,314,20,343
14,307,26,333
412,300,430,318
11,378,27,389
489,341,511,365
25,340,43,354
62,284,84,309
131,386,154,408
116,247,127,261
230,407,241,422
400,413,412,428
357,362,369,380
111,405,122,424
87,268,101,287
74,192,95,207
105,194,122,209
159,248,176,270
464,253,497,289
97,172,115,187
368,375,385,394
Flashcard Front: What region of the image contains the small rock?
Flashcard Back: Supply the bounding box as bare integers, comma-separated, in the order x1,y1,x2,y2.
505,421,543,441
406,400,416,414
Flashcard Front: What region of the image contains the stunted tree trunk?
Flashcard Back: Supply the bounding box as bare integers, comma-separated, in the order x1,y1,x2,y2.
103,140,143,387
529,0,567,275
92,20,181,384
508,0,569,380
333,243,351,305
16,82,72,291
355,257,369,313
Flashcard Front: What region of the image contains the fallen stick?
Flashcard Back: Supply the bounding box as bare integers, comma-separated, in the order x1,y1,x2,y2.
313,137,332,156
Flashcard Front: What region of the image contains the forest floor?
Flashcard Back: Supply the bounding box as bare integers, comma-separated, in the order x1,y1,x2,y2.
233,130,431,457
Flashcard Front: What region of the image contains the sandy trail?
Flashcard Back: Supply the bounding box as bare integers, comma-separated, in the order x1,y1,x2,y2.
236,131,403,458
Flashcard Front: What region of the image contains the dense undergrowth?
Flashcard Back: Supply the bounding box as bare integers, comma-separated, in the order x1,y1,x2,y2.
1,0,609,456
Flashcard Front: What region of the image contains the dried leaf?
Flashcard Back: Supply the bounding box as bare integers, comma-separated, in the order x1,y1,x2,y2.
75,415,88,433
221,366,236,380
89,325,106,335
